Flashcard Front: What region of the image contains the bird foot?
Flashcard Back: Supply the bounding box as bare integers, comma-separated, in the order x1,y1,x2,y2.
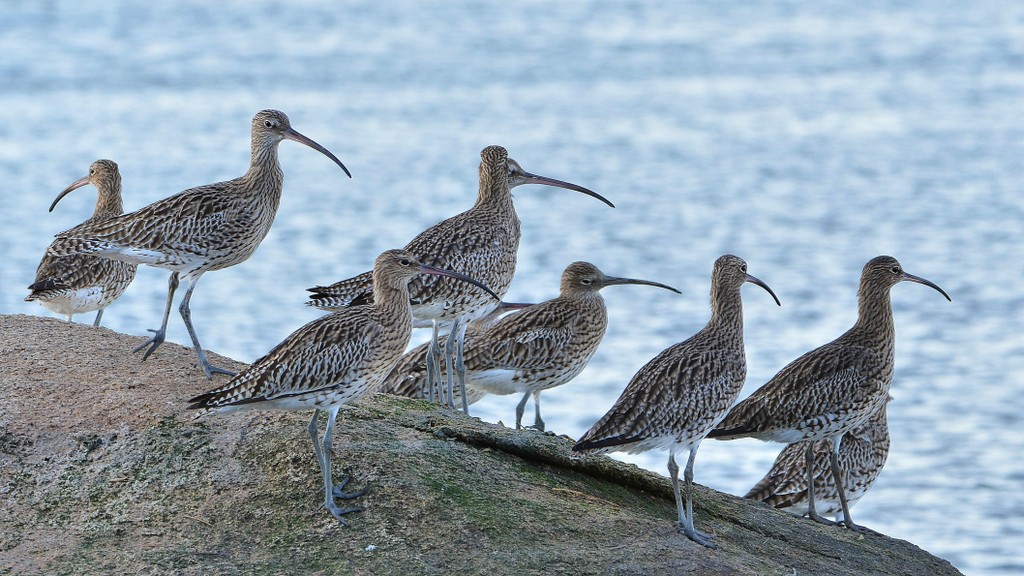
839,519,874,534
204,364,237,378
194,348,236,379
133,328,166,360
327,503,364,526
676,522,717,549
807,511,841,527
325,476,366,525
332,476,366,500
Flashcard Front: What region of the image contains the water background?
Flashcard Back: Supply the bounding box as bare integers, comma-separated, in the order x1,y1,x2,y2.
1,2,1022,574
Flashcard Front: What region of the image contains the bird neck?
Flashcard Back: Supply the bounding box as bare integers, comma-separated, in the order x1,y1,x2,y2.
568,291,608,319
853,284,895,345
473,182,515,212
245,140,286,188
371,279,414,328
708,285,745,339
93,182,124,219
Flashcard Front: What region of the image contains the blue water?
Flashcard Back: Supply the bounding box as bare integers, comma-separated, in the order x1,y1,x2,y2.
2,2,1022,573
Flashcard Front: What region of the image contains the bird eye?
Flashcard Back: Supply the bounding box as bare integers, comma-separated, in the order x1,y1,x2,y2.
264,120,273,128
581,279,593,285
400,258,411,266
890,265,901,274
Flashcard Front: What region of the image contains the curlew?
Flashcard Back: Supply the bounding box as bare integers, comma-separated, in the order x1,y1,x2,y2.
745,395,892,522
453,262,678,431
187,249,498,524
708,256,950,533
26,159,137,326
307,145,612,412
379,301,534,407
573,255,780,548
50,110,350,378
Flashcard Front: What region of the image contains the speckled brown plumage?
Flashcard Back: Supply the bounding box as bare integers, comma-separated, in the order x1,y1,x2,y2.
573,255,780,548
745,396,891,520
460,262,680,431
26,160,137,327
48,110,349,378
188,249,494,524
307,145,610,411
307,146,610,325
709,255,950,532
189,249,427,413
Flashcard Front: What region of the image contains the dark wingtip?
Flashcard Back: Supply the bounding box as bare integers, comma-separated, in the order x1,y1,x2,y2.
705,427,743,440
186,392,214,410
27,278,61,291
572,434,636,452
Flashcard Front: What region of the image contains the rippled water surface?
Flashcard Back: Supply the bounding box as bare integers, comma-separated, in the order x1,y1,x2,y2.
2,2,1022,574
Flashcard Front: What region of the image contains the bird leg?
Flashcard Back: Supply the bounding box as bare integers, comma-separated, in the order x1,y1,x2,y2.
805,442,839,526
532,390,545,432
453,318,470,414
309,408,364,524
443,317,464,410
178,274,235,378
134,271,179,360
92,309,104,327
674,447,716,548
829,444,869,533
514,391,546,432
425,320,442,404
515,392,529,430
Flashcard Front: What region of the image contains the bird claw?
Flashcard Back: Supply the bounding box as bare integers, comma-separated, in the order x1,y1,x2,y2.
807,512,841,527
332,476,365,500
675,523,717,549
206,364,237,377
133,329,166,360
326,476,365,525
327,504,364,525
839,520,874,535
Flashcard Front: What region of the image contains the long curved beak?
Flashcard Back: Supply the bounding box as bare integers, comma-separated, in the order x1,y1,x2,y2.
498,301,534,311
283,127,352,178
419,264,501,301
745,274,781,306
603,276,681,294
903,272,952,301
520,170,614,208
49,175,91,213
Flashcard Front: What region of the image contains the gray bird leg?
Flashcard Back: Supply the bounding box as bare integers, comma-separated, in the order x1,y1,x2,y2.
678,446,716,548
805,442,839,526
454,318,470,414
425,320,442,404
134,271,178,360
177,274,235,378
443,317,464,410
92,309,104,327
309,410,327,484
515,392,529,430
322,408,365,501
310,408,363,525
532,390,545,431
830,444,868,533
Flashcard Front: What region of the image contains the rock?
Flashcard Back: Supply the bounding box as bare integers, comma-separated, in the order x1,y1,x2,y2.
0,314,962,575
